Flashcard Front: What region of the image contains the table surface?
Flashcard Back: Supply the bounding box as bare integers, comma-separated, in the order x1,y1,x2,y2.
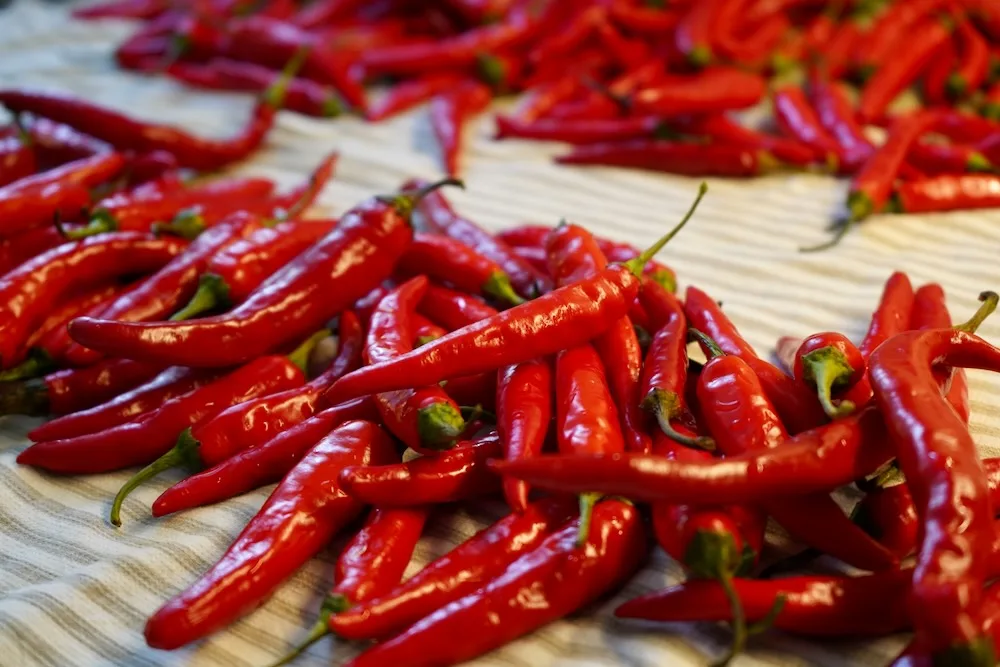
3,3,1000,666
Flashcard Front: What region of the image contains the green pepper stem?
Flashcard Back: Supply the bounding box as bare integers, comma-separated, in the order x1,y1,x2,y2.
624,182,707,277
288,329,332,376
575,492,601,549
688,328,725,359
711,570,747,667
109,429,201,527
642,389,715,450
955,291,999,334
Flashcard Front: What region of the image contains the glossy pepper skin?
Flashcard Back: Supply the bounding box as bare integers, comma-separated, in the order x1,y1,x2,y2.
172,219,337,321
407,177,549,299
684,285,827,434
64,214,261,366
339,431,501,506
151,397,377,517
16,354,303,477
492,404,895,511
366,276,466,453
399,232,523,307
869,325,1000,662
344,499,646,667
329,496,577,641
326,186,707,406
28,367,216,443
0,232,186,369
143,419,397,651
496,358,552,512
68,184,434,368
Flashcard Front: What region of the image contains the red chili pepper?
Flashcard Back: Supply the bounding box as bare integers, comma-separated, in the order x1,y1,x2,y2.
366,73,466,122
629,68,767,117
275,505,429,666
595,20,650,69
491,405,896,522
17,347,306,481
674,0,720,66
893,173,1000,213
949,14,990,99
124,151,179,187
983,82,1000,120
908,140,993,175
869,296,1000,661
69,182,454,368
496,358,552,512
418,283,499,330
326,187,706,406
406,177,550,298
858,20,952,124
167,59,343,118
63,215,261,367
616,568,914,638
144,419,396,650
684,285,828,434
345,499,645,667
365,277,466,453
150,396,377,517
509,76,587,123
28,366,216,443
0,225,76,276
692,330,897,571
398,232,523,307
0,358,164,418
0,232,185,369
910,283,969,421
773,85,841,169
429,81,492,178
329,496,576,641
0,84,282,170
339,431,501,506
222,17,365,110
290,0,364,28
791,332,866,419
171,219,337,321
557,141,774,177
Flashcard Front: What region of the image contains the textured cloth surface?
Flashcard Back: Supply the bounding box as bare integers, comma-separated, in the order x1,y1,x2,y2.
3,3,1000,666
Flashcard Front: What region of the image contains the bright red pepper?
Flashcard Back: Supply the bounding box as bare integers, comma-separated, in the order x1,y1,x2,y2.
340,431,501,506
923,38,960,105
496,358,552,512
857,0,947,80
860,271,915,361
73,0,168,20
144,419,396,650
366,277,466,453
25,117,111,169
17,352,304,481
675,113,818,168
150,396,377,517
68,182,450,368
344,499,645,667
329,496,577,641
527,5,603,67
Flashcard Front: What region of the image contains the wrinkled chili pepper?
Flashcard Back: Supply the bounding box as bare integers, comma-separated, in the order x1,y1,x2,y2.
339,431,501,506
0,232,185,369
365,277,466,453
326,184,706,405
398,232,523,307
69,181,458,368
18,345,305,482
329,496,577,641
144,419,396,650
868,293,1000,663
344,499,645,667
692,329,897,571
496,358,552,512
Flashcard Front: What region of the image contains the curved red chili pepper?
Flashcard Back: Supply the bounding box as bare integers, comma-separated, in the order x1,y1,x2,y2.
442,371,497,410
172,218,337,320
527,5,603,67
63,215,262,367
496,358,552,512
329,496,577,641
325,186,705,404
675,113,817,168
25,117,111,169
792,332,866,419
923,37,959,105
495,114,669,146
0,225,77,277
868,295,1000,661
0,232,185,369
412,313,447,346
398,232,523,307
150,396,376,517
68,182,454,368
366,277,466,453
344,499,645,667
144,419,396,650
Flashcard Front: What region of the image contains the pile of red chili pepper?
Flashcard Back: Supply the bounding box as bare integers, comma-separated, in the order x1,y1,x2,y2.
2,150,999,665
66,0,1000,245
